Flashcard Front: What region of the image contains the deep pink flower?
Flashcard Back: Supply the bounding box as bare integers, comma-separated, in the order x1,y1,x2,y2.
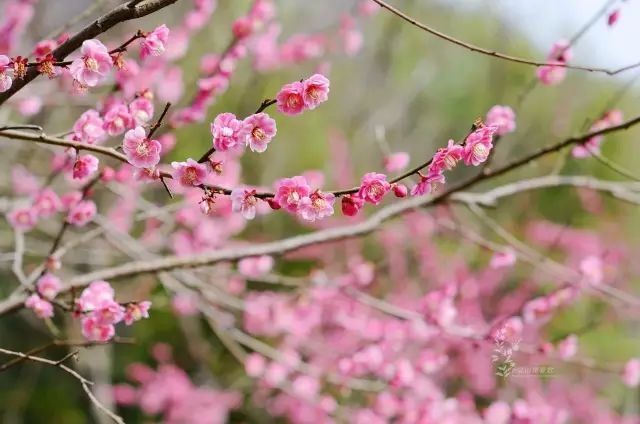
232,16,254,39
274,176,311,212
73,109,106,144
383,152,410,173
36,273,61,300
243,113,277,152
463,126,496,166
171,159,208,187
0,54,12,92
410,171,445,196
276,81,305,115
33,188,62,218
124,301,152,325
608,9,620,26
358,172,390,204
432,139,464,171
341,194,364,216
140,24,169,59
72,154,99,180
69,39,112,87
231,188,259,220
210,112,248,151
486,105,516,136
7,206,38,232
392,183,408,198
103,103,134,136
25,294,54,319
122,126,162,168
129,97,154,126
298,190,335,221
67,200,97,227
302,73,330,110
623,358,640,387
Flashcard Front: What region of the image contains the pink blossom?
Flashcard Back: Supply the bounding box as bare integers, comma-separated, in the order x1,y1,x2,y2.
244,353,266,377
122,126,162,168
537,40,572,86
432,139,464,171
61,191,82,210
608,9,620,26
623,358,640,387
274,176,311,212
72,154,99,180
11,165,40,196
341,194,364,216
124,301,152,325
484,401,511,424
383,152,410,173
579,255,603,285
358,172,390,204
238,255,274,278
210,112,248,152
410,171,445,196
67,200,97,227
33,188,62,218
0,54,12,92
129,97,154,126
557,334,578,360
392,183,408,198
7,206,37,231
69,39,112,87
489,248,517,269
298,190,335,221
171,159,208,187
276,81,305,115
81,316,116,342
232,16,254,39
244,113,277,152
463,126,496,166
25,294,54,319
36,273,61,300
16,96,43,116
302,73,330,110
231,188,258,220
537,64,567,86
486,105,516,135
522,297,552,324
73,109,106,144
103,103,134,136
140,24,169,59
171,294,199,316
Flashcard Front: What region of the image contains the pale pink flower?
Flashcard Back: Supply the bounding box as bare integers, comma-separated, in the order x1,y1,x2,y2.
302,73,330,110
129,97,154,126
33,188,62,218
522,297,552,324
36,273,62,300
557,334,578,360
67,200,97,227
7,206,38,231
486,105,516,135
231,188,259,219
122,126,162,168
489,248,517,269
537,65,567,86
358,172,390,204
103,103,134,136
484,401,511,424
537,40,572,86
463,126,496,166
171,294,199,316
276,81,305,115
432,139,464,171
245,353,266,377
25,294,54,319
124,301,152,325
61,191,83,210
171,159,208,187
16,96,43,116
81,316,116,342
0,54,13,92
210,112,248,152
11,165,40,196
623,358,640,387
410,171,445,196
274,176,311,212
383,152,410,173
579,255,603,285
238,255,274,278
72,154,99,180
341,194,364,216
69,39,112,87
358,0,380,16
140,24,169,59
298,190,335,221
73,109,106,144
243,113,277,152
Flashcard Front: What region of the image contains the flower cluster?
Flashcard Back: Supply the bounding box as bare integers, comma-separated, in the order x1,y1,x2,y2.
276,73,330,115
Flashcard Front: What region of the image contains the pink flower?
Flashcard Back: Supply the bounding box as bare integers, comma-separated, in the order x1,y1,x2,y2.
232,16,254,39
244,113,277,152
245,353,266,377
358,172,390,204
392,183,408,198
0,54,12,92
579,255,603,285
276,81,305,115
7,206,38,231
140,24,169,59
231,188,259,220
557,334,578,360
608,9,620,27
122,126,162,168
432,139,464,171
129,97,154,126
274,176,311,212
623,358,640,387
522,297,551,324
36,273,62,300
486,105,516,136
463,126,496,166
33,188,62,218
72,154,99,180
61,191,82,210
238,255,274,278
410,172,444,196
25,294,54,319
171,159,208,187
69,39,112,87
171,294,199,316
489,248,517,269
383,152,410,173
16,96,43,116
103,103,134,136
124,301,152,325
210,112,248,152
302,73,330,110
298,190,335,221
81,316,116,342
73,109,106,144
67,200,97,227
341,194,364,216
484,402,511,424
537,40,572,86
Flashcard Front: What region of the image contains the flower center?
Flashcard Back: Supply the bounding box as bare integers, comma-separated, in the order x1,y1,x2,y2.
221,126,234,137
114,117,123,128
252,127,266,140
472,143,488,159
443,154,457,170
308,87,319,100
84,57,99,72
185,168,197,183
136,141,149,156
288,190,300,204
287,95,300,109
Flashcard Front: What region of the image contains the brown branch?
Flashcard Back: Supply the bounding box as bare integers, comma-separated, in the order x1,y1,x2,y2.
148,102,172,138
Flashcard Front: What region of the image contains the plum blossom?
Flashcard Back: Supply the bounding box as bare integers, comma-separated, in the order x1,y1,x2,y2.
276,81,305,115
36,273,61,300
557,334,578,360
77,280,123,341
140,24,169,59
623,358,640,387
73,109,106,144
245,353,267,377
522,297,552,324
231,188,259,219
490,248,517,269
431,139,464,172
341,194,364,216
274,176,311,212
69,39,112,87
463,126,497,166
579,255,603,285
383,152,410,173
25,294,54,319
67,200,97,227
537,40,572,86
72,154,99,180
124,301,152,325
171,159,208,187
0,54,12,92
298,190,335,221
122,126,162,168
486,105,516,135
32,188,62,218
129,97,154,126
210,112,248,151
238,255,275,278
302,73,330,110
244,112,277,152
103,103,134,136
410,171,445,196
358,172,390,204
7,206,38,232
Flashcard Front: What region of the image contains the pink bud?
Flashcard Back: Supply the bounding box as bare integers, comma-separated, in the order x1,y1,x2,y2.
392,184,408,198
608,9,620,26
341,195,364,216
